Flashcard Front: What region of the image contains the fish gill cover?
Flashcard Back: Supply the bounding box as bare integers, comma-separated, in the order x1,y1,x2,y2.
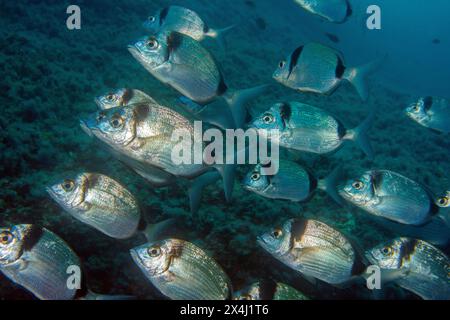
0,0,449,300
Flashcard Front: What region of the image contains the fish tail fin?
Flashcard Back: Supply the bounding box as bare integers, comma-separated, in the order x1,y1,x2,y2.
214,164,236,203
188,171,221,213
141,218,179,243
224,85,269,128
207,25,236,51
82,290,135,300
372,215,450,247
317,165,345,206
345,111,375,159
343,57,384,100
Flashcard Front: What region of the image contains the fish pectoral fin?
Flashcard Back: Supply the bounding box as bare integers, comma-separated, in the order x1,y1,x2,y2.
379,267,410,284
79,201,92,211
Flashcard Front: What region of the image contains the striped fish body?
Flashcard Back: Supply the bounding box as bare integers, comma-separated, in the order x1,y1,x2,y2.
144,6,207,41
366,238,450,300
47,173,141,239
243,159,315,201
274,43,344,95
129,31,226,105
339,170,435,225
258,219,357,285
130,239,231,300
0,225,81,300
294,0,351,23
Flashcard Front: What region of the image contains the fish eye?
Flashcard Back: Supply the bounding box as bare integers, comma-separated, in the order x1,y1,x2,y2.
148,246,161,257
381,246,392,256
148,16,155,22
61,179,75,192
272,228,283,239
251,172,260,181
106,93,116,101
262,114,274,124
413,104,421,113
436,196,449,207
352,180,364,190
279,60,286,68
0,231,14,245
110,114,124,129
97,112,106,122
146,38,159,49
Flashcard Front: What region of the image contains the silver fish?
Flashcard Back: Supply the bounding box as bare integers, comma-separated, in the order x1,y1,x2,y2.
294,0,352,23
243,159,342,204
80,102,233,210
47,173,141,239
273,43,378,100
0,224,81,300
95,89,154,110
249,101,374,158
143,5,234,46
339,170,441,225
366,237,450,300
128,31,266,127
405,96,450,133
233,280,309,300
258,219,357,285
130,239,232,300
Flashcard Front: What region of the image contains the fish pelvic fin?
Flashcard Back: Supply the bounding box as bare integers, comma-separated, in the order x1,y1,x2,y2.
223,84,270,128
188,171,222,213
344,111,375,159
206,25,236,51
343,56,384,101
317,165,345,206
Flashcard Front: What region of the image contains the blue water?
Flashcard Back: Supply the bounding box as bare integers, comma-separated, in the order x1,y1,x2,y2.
0,0,448,300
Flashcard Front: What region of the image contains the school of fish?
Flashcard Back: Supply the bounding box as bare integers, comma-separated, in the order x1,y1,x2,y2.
2,2,449,300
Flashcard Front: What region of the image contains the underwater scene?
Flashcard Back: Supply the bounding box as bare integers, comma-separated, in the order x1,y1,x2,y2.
0,0,449,300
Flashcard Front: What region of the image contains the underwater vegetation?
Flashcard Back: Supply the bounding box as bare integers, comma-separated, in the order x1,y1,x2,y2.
0,0,449,300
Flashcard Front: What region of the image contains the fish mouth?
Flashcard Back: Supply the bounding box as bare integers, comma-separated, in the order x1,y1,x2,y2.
256,236,266,248
127,45,140,58
94,97,102,109
80,119,94,137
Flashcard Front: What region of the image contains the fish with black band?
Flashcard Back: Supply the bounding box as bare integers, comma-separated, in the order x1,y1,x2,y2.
258,218,365,285
249,101,374,158
80,101,234,212
128,31,267,128
143,5,235,49
0,224,133,300
366,237,450,300
243,159,343,205
405,96,450,133
130,239,232,300
273,43,380,100
339,169,450,226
